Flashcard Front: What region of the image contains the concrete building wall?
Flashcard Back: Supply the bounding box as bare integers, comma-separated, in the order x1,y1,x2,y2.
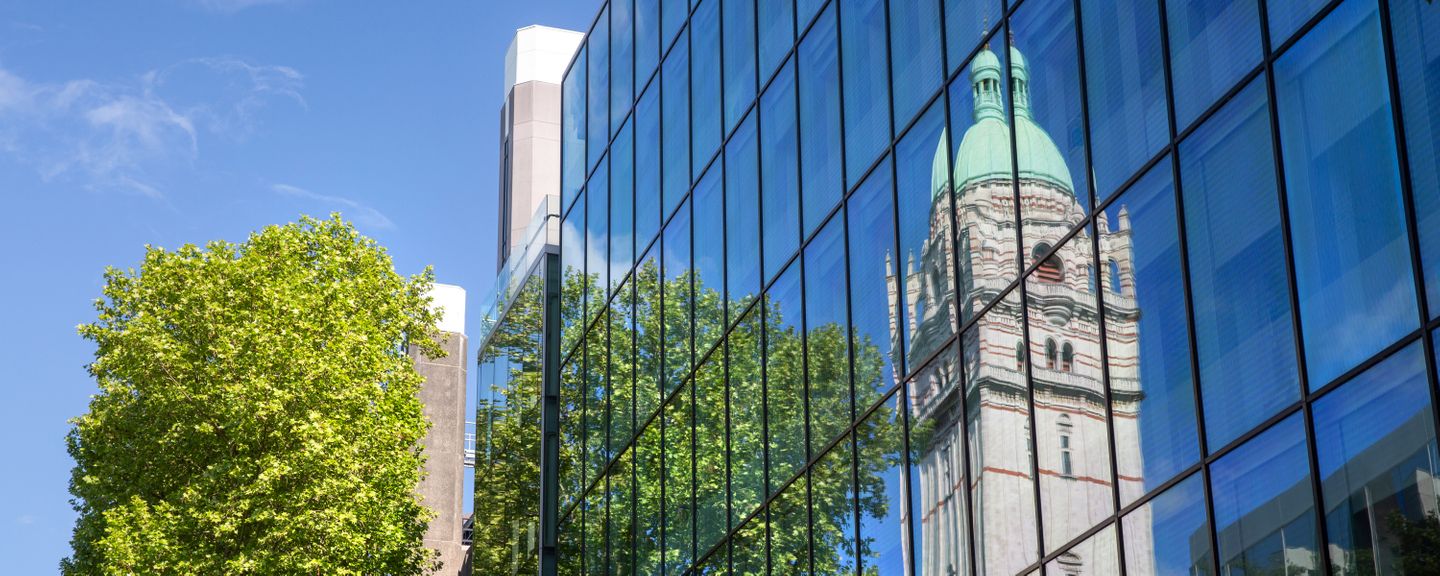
411,284,469,574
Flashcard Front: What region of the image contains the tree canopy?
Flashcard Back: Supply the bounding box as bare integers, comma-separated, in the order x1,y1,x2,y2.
64,215,444,575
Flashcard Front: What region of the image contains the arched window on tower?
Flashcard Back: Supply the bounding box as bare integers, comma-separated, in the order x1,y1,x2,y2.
1045,339,1058,370
1061,342,1074,372
1058,414,1074,478
1033,244,1064,283
1108,258,1123,294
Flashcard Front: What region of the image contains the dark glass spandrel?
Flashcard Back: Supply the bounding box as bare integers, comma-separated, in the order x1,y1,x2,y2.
694,165,725,358
726,113,763,321
723,0,757,135
588,159,611,302
1010,0,1092,221
662,198,693,395
1081,0,1168,201
664,382,695,575
610,452,636,576
811,436,859,575
805,216,852,449
1102,161,1200,505
766,263,807,495
798,5,843,238
1165,0,1263,131
1210,413,1319,576
663,35,692,220
692,0,723,180
761,59,801,283
895,101,957,375
889,0,942,132
589,8,611,172
944,0,1002,78
614,119,637,287
1313,342,1439,576
1391,0,1440,315
614,0,635,129
564,46,588,211
729,309,767,528
858,392,910,575
949,45,1019,325
841,0,891,187
1122,472,1213,576
758,0,795,81
1179,78,1299,451
695,355,730,557
769,475,812,574
1044,524,1119,576
846,158,900,412
1275,0,1417,388
637,84,663,250
960,293,1040,576
636,418,665,574
1025,232,1115,553
1266,0,1329,48
637,0,661,87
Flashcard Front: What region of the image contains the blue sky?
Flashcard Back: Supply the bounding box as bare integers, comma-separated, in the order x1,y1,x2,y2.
0,0,593,570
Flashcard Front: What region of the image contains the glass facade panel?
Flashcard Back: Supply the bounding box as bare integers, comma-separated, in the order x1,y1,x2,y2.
1010,0,1092,216
614,120,637,285
1276,0,1417,387
1122,473,1213,576
761,59,801,283
944,0,1003,78
1392,0,1440,314
637,419,663,574
732,514,769,575
1080,0,1168,200
1165,0,1263,130
1210,413,1319,576
692,0,723,178
1044,524,1118,576
664,382,695,575
637,244,664,424
586,315,611,484
590,9,612,171
858,392,909,574
663,198,693,394
637,84,663,249
695,356,730,556
694,165,725,358
564,45,588,211
798,5,844,237
589,159,611,298
612,289,636,454
770,475,811,574
610,453,635,575
1267,0,1328,48
841,0,891,185
766,262,807,494
889,0,942,132
562,194,587,356
614,0,635,127
723,0,757,135
726,114,763,318
662,0,686,51
1103,161,1200,504
729,310,766,527
758,0,795,80
895,101,956,374
811,436,858,574
1179,79,1299,450
638,0,661,84
663,35,692,218
1313,342,1439,576
846,160,899,410
805,216,851,449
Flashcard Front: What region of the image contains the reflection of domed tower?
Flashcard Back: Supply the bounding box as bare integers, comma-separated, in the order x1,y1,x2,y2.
891,43,1149,576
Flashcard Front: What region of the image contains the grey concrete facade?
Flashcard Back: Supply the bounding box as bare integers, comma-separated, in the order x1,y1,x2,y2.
411,330,468,574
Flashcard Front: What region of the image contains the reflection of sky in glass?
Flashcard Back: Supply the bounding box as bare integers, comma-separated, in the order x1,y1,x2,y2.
1210,412,1311,530
1011,0,1091,211
846,160,897,405
1312,342,1430,480
1125,472,1210,575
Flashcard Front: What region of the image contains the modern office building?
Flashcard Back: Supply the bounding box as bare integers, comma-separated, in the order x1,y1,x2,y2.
551,0,1440,575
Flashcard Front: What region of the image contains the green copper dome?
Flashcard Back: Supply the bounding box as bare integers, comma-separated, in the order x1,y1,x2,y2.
947,46,1074,195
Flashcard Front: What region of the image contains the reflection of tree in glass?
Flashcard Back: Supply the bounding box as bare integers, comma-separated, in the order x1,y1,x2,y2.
513,260,901,575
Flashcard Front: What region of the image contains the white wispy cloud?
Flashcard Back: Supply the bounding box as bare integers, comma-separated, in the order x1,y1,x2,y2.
272,184,395,230
15,515,34,525
0,57,304,199
189,0,298,14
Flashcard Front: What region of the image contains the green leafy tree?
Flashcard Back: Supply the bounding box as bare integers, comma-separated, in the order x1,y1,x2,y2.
63,215,443,575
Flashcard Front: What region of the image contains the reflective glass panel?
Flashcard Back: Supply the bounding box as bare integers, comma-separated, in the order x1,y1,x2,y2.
663,35,691,219
564,46,588,211
695,356,729,555
586,316,610,480
638,0,661,85
798,5,843,237
962,293,1040,575
1276,0,1417,388
1391,0,1440,314
662,0,686,52
694,165,725,358
858,392,909,574
896,102,957,374
770,475,811,574
761,59,801,283
732,513,769,576
1210,413,1319,576
1081,0,1168,200
846,159,900,410
637,244,664,423
562,359,585,512
944,0,1003,78
637,419,664,574
559,515,582,576
1179,78,1299,450
664,382,695,575
1044,524,1118,576
1026,232,1115,552
590,9,611,171
587,487,607,576
841,0,891,185
614,119,637,286
729,309,767,526
726,113,763,320
588,160,611,313
1122,473,1214,576
638,84,663,249
693,0,723,179
723,0,757,134
611,289,636,454
811,437,859,574
889,0,942,131
766,262,807,493
1267,0,1328,48
610,453,635,575
663,198,692,395
1011,0,1092,216
758,0,795,81
562,194,587,356
1103,161,1200,504
614,0,635,127
805,216,852,448
1165,0,1263,131
1313,342,1439,576
949,45,1020,324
